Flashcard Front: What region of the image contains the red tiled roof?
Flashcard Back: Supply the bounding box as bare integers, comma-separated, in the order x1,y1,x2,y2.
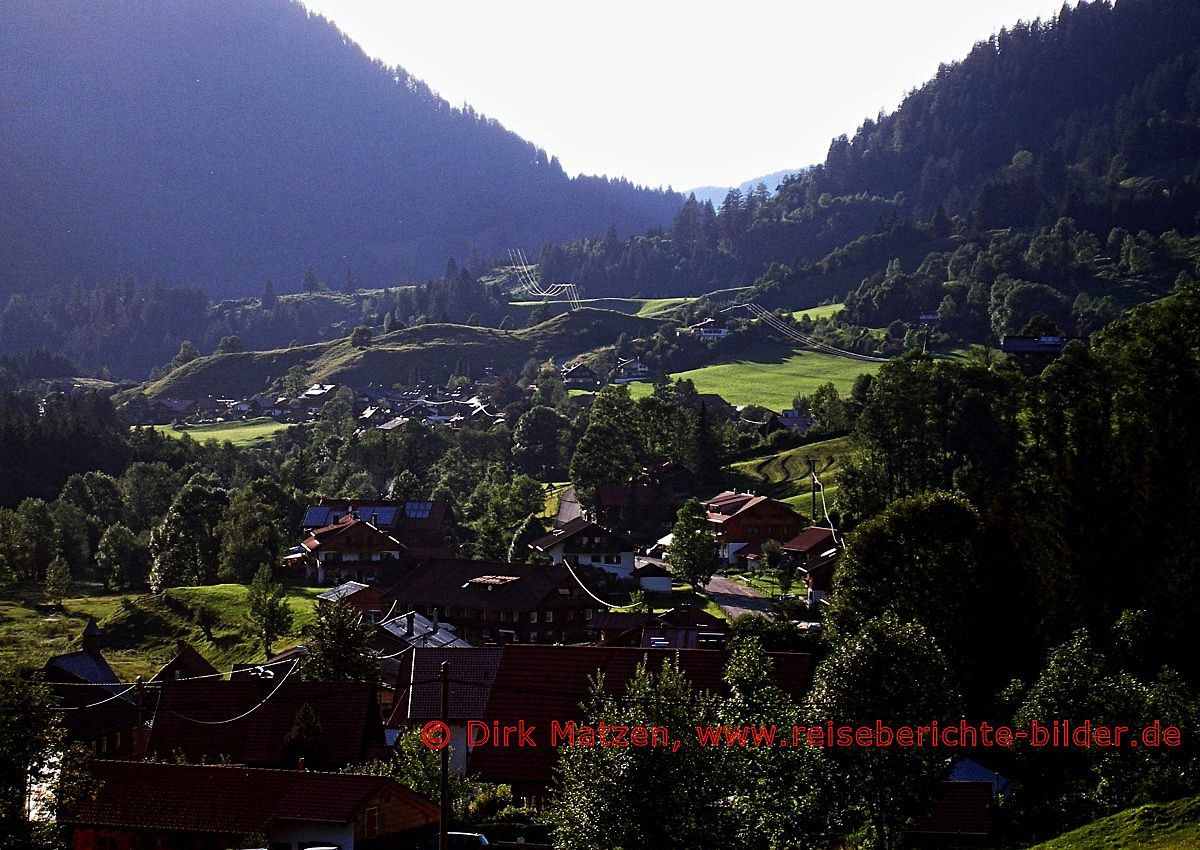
390,646,505,723
67,760,438,833
147,678,385,768
467,645,813,786
783,526,837,554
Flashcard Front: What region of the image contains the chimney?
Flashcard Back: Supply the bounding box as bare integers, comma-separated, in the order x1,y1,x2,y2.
432,607,439,628
81,619,103,658
405,611,415,636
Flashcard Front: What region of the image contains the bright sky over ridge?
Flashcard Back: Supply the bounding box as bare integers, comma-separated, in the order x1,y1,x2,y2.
302,0,1075,191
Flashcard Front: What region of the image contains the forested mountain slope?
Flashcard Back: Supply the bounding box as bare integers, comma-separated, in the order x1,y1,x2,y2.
541,0,1200,302
0,0,679,298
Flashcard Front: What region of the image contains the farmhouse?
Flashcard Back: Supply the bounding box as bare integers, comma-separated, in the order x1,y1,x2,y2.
317,580,388,622
301,498,458,554
382,560,596,645
289,513,406,584
66,761,438,850
586,605,729,649
42,621,140,759
560,361,601,389
528,517,635,578
682,317,730,339
612,356,653,383
703,491,804,564
782,526,841,605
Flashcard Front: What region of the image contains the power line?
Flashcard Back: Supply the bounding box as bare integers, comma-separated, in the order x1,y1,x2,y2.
560,558,648,611
160,659,300,725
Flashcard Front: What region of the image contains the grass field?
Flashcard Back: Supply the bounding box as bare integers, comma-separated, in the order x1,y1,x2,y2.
792,302,845,322
1026,795,1200,850
642,350,880,409
730,435,855,517
0,583,324,679
150,417,290,446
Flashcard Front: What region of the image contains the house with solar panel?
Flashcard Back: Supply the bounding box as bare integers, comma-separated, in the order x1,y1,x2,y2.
289,513,406,584
299,499,458,558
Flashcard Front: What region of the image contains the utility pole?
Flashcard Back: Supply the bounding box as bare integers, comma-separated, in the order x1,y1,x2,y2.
439,661,450,850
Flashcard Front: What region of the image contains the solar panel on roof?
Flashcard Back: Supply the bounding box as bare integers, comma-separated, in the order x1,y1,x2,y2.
404,501,433,519
301,506,333,527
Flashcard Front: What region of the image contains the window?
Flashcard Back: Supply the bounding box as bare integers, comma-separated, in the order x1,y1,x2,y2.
530,611,539,624
545,611,553,623
585,608,594,621
529,630,538,642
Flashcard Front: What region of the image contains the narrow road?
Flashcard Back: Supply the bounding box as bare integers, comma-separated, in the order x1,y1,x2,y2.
704,575,775,619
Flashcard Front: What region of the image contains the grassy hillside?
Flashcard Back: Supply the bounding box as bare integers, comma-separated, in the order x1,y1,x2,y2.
507,296,693,322
793,303,845,322
150,417,291,446
0,584,323,680
637,350,880,409
1025,796,1200,850
146,308,671,398
730,435,855,515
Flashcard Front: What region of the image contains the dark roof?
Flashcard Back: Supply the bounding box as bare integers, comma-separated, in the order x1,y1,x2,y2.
301,514,404,553
999,335,1081,354
146,678,385,768
588,607,727,634
783,526,838,554
383,560,587,613
150,642,220,683
377,612,472,652
391,647,505,723
45,650,121,690
528,517,628,553
67,760,437,833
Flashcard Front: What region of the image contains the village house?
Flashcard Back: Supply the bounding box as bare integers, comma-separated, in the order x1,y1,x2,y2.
287,513,406,584
1000,334,1082,373
318,580,389,622
703,491,804,564
632,561,672,592
782,525,841,605
149,641,220,683
612,356,653,383
382,560,596,645
586,605,729,649
682,316,730,339
66,761,438,850
301,498,458,555
528,517,636,578
560,361,601,389
42,621,140,759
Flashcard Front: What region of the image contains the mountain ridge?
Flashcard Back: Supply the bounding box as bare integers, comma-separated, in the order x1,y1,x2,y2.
0,0,680,298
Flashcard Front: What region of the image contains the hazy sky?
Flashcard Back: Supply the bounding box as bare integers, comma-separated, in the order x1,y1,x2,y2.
302,0,1073,190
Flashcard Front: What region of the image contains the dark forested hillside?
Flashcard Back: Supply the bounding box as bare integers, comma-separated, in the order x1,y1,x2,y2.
0,0,679,298
540,0,1200,307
